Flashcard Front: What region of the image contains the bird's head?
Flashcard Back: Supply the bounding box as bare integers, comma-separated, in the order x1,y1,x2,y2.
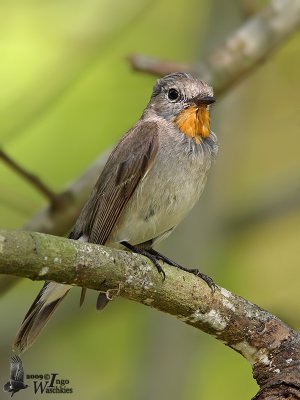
147,72,215,143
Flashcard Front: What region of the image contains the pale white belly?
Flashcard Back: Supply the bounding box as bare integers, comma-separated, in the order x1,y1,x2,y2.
108,177,206,247
106,133,212,248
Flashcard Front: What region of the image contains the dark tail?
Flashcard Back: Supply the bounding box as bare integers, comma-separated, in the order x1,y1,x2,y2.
14,282,70,354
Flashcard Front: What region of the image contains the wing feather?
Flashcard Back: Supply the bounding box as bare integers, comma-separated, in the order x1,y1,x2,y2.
69,121,159,244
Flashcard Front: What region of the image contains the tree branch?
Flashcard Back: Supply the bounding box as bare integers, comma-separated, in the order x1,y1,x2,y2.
22,0,300,239
20,0,300,240
23,150,110,235
0,151,110,296
128,0,300,96
0,229,300,399
0,149,64,209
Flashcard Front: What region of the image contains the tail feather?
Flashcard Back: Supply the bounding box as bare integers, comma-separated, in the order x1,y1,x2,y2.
14,282,71,354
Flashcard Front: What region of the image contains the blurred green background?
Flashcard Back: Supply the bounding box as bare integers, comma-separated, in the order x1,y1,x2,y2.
1,0,300,399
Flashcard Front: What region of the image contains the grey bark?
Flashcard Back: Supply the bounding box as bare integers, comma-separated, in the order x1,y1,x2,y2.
0,229,300,399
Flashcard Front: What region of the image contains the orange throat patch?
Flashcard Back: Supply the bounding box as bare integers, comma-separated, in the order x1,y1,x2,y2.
174,106,210,143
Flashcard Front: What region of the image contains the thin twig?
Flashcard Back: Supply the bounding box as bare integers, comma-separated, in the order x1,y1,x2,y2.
1,0,300,297
127,55,193,77
0,149,63,209
20,0,300,235
128,0,300,96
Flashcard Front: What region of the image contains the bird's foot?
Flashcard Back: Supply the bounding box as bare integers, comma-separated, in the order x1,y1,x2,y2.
187,269,215,291
121,241,166,280
147,249,216,292
120,242,215,290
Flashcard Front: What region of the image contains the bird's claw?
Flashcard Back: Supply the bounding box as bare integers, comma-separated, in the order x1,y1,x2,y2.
189,269,216,292
153,261,166,281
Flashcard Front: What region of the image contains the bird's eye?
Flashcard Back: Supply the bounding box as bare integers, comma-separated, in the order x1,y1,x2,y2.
167,88,180,101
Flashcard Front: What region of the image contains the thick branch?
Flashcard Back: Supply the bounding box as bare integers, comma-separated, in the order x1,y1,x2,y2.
0,229,300,399
129,0,300,95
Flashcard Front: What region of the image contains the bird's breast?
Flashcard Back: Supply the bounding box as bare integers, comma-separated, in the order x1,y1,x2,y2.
107,123,217,247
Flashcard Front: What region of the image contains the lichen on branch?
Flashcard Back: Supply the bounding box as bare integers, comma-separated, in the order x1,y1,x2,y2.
0,229,300,399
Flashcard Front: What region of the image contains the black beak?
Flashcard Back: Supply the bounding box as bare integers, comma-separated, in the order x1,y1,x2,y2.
201,96,216,105
191,95,216,106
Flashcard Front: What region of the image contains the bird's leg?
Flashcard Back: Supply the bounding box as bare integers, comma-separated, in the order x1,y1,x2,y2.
120,241,215,289
147,248,215,291
120,241,166,280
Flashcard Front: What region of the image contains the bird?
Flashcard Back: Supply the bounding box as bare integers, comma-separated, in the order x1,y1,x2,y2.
3,355,28,397
14,72,218,354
